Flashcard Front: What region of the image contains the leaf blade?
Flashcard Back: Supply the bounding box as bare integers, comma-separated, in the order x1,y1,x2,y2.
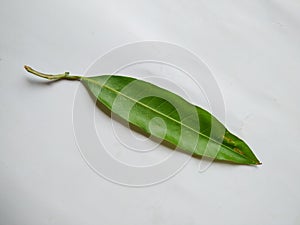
82,75,261,165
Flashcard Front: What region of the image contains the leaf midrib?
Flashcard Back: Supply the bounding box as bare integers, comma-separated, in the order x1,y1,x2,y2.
83,76,255,163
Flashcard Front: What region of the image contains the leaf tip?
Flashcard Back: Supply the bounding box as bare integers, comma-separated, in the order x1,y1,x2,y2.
256,161,262,165
250,159,262,165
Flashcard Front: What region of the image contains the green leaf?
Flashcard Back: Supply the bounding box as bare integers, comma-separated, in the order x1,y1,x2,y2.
24,66,261,165
82,75,261,165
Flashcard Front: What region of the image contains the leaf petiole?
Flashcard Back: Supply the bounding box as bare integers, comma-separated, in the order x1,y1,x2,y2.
24,65,82,81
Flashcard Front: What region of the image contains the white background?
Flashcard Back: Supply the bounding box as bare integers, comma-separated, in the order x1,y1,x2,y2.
1,0,300,224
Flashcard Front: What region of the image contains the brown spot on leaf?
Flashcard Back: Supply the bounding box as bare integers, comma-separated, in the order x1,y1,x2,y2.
223,136,235,145
233,147,244,155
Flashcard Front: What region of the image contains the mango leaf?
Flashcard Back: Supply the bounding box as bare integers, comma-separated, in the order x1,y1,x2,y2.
24,66,261,165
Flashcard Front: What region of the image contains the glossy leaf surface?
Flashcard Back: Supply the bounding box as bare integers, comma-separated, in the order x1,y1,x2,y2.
82,75,261,165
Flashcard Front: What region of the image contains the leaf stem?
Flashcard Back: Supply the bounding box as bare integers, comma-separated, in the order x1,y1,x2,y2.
24,65,82,81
